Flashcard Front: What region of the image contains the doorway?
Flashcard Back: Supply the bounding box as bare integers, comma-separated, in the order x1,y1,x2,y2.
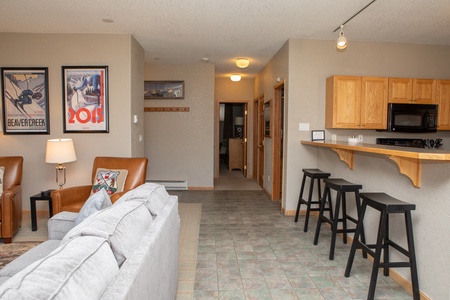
253,95,265,188
216,102,248,179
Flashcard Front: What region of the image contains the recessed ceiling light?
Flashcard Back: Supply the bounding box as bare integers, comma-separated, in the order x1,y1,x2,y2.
230,74,241,82
236,58,249,69
102,19,114,23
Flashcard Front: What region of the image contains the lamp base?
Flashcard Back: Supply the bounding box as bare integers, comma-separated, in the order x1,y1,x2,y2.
56,165,66,189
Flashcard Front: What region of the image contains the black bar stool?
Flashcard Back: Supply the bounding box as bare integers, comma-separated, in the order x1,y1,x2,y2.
295,169,331,232
313,178,366,260
345,192,419,300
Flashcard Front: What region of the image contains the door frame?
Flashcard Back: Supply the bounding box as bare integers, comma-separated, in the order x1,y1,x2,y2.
253,95,264,188
215,100,249,179
272,81,284,201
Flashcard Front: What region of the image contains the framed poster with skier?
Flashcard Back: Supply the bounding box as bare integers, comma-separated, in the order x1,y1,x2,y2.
1,67,50,134
62,66,109,133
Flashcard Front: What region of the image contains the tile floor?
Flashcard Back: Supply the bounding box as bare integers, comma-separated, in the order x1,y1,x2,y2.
176,190,412,300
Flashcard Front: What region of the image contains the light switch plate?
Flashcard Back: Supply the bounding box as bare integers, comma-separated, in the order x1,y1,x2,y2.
299,123,310,131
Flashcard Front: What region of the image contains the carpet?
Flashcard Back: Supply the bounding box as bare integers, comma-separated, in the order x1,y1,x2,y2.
0,242,42,270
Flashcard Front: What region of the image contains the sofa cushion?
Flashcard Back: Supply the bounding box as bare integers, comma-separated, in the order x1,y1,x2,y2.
47,211,78,240
0,236,119,300
0,240,60,278
116,183,170,217
91,168,128,195
0,166,4,197
75,188,111,225
61,200,152,266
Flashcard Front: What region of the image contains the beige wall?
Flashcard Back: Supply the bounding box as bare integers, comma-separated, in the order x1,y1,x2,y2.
214,77,254,178
130,37,145,157
144,63,215,188
283,39,450,299
254,42,289,196
0,33,142,210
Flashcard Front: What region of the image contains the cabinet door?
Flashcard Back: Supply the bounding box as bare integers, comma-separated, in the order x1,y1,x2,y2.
436,80,450,130
389,78,435,104
388,78,412,103
361,77,388,129
413,79,435,104
325,76,361,128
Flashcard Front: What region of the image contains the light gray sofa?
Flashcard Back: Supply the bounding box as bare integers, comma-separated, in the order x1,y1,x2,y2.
0,183,180,300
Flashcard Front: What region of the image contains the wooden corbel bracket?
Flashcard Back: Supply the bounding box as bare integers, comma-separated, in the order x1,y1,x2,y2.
332,148,354,169
388,155,421,188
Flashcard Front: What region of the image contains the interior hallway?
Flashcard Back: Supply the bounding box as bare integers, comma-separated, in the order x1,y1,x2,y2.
214,161,262,191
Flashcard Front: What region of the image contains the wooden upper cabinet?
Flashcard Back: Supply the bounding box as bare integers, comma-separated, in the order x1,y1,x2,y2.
326,76,361,128
361,77,388,129
326,76,387,129
436,80,450,130
388,78,435,104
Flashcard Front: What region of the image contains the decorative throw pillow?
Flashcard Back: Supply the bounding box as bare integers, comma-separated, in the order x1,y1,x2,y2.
91,168,128,195
116,183,170,218
75,188,112,225
0,166,4,198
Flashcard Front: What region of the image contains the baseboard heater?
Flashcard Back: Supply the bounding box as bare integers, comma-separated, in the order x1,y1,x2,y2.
146,180,188,190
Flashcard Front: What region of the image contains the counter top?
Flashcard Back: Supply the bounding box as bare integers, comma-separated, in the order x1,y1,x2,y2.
301,140,450,188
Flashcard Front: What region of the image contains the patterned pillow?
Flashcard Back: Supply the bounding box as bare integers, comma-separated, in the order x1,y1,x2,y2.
91,168,128,195
0,166,4,198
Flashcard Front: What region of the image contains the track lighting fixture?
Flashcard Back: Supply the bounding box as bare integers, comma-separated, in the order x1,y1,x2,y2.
336,25,347,50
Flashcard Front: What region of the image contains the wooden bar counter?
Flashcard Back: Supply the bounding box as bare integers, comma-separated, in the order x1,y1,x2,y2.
301,140,450,188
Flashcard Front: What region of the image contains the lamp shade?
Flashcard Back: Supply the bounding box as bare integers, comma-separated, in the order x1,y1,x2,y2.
234,117,244,126
236,58,249,69
46,139,77,164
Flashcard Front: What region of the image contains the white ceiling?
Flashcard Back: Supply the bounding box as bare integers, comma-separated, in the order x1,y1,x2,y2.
2,0,450,78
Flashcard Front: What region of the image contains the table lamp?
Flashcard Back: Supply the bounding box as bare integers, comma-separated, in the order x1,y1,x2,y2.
45,138,77,189
234,117,244,137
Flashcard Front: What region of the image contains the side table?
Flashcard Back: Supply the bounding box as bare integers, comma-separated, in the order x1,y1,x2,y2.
30,190,54,231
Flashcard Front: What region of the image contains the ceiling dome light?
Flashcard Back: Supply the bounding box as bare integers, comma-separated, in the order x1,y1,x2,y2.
235,58,249,69
336,25,347,50
230,74,241,82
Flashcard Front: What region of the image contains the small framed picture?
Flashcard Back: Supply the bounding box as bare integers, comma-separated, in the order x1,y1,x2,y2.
264,100,271,137
311,130,325,141
144,81,184,99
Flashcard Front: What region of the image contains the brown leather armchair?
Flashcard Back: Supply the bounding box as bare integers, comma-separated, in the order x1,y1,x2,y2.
51,156,148,214
0,156,23,244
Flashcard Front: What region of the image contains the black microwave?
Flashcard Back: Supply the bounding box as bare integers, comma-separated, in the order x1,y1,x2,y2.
387,103,438,133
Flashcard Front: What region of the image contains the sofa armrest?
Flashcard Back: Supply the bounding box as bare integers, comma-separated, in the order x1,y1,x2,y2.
51,185,92,214
47,211,78,240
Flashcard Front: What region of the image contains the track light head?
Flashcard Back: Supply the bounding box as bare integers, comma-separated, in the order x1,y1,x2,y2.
336,25,348,49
